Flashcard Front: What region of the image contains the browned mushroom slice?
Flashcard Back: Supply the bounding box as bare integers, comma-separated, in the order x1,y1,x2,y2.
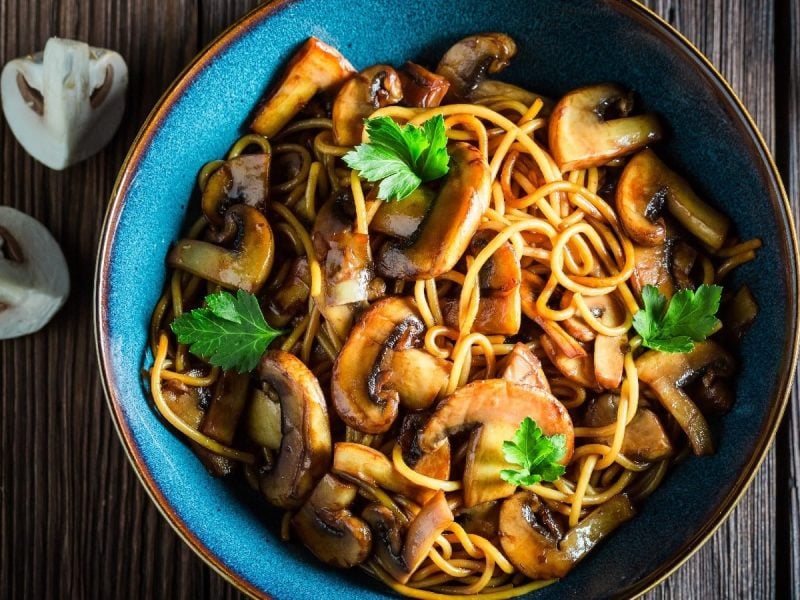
456,500,502,539
263,257,310,329
398,62,450,108
499,342,551,393
332,65,403,146
521,279,587,359
168,204,274,293
583,394,673,462
540,335,599,389
435,33,518,101
582,294,627,390
549,84,662,172
201,153,270,228
419,379,574,507
617,149,729,249
398,413,451,480
442,230,521,335
636,340,735,455
631,242,675,299
251,38,355,137
291,474,373,568
376,143,491,280
256,351,331,509
499,491,635,579
332,442,430,504
313,193,372,308
362,490,454,583
369,187,434,239
195,371,251,476
332,297,423,433
378,348,451,411
471,80,554,115
246,387,282,451
722,285,759,341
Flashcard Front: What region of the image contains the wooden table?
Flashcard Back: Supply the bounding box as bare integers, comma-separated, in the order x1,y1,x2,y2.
1,1,797,598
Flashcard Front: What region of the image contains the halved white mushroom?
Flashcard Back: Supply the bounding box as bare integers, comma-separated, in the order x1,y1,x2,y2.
0,207,69,339
1,37,127,170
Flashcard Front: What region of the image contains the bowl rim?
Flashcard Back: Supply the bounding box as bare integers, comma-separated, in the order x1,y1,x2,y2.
94,0,800,598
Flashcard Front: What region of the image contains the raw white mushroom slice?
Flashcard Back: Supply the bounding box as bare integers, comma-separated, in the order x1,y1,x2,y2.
0,207,70,339
0,37,128,170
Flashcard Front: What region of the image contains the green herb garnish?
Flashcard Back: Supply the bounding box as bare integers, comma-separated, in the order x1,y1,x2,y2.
171,289,283,372
632,284,722,353
342,115,450,201
500,417,567,487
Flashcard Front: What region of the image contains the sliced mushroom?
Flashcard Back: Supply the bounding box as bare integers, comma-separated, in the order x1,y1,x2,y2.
377,348,451,411
419,379,574,507
442,230,521,335
332,442,430,504
256,351,331,509
549,84,662,172
168,204,274,294
499,342,551,393
631,242,674,299
376,143,491,280
398,413,451,480
636,341,735,455
369,187,434,239
291,474,373,568
251,38,355,138
0,207,70,339
499,491,635,579
201,153,270,228
1,38,127,169
582,294,627,390
332,297,424,433
584,394,673,462
246,387,282,450
540,335,598,389
722,285,759,342
398,62,450,108
617,149,729,249
312,193,372,327
332,65,403,146
435,33,517,101
456,500,502,539
362,490,454,583
521,278,587,358
195,371,251,477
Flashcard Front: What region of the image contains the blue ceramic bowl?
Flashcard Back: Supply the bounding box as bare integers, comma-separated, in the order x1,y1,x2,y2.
95,1,799,598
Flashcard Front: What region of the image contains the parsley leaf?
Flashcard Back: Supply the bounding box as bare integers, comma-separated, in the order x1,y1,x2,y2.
500,417,567,487
171,289,283,372
342,115,450,202
632,284,722,353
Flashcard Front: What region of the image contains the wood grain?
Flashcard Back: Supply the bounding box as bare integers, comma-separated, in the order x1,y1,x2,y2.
0,1,795,599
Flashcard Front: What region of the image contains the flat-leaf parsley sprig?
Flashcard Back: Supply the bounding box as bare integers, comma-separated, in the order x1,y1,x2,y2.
171,289,284,372
342,115,450,201
500,417,567,487
632,284,723,353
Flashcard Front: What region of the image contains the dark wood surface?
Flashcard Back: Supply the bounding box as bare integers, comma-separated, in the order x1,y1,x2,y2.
0,1,797,598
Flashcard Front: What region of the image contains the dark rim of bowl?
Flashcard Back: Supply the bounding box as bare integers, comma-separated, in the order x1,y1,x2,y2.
93,0,800,598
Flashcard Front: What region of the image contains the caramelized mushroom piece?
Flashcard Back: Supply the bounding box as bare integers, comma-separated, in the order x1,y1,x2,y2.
251,38,355,137
584,394,673,462
333,442,431,504
499,491,635,579
256,351,331,509
377,143,491,279
263,257,310,328
332,64,403,146
195,371,251,476
540,335,599,389
398,62,450,108
521,278,587,358
398,413,451,480
291,474,372,568
419,379,574,507
617,149,729,250
332,297,424,433
631,236,698,300
549,84,662,172
168,204,274,293
636,341,735,455
377,348,451,411
370,187,434,239
499,342,551,393
201,153,270,228
583,294,627,390
456,500,502,539
246,387,282,450
442,230,522,335
362,490,454,583
436,33,517,101
471,80,553,115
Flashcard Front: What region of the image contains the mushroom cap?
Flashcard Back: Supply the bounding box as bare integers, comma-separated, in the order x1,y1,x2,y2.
0,207,69,339
1,37,127,170
436,33,518,101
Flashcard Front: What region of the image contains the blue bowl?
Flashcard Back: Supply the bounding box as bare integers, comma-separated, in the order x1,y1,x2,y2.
95,1,799,598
